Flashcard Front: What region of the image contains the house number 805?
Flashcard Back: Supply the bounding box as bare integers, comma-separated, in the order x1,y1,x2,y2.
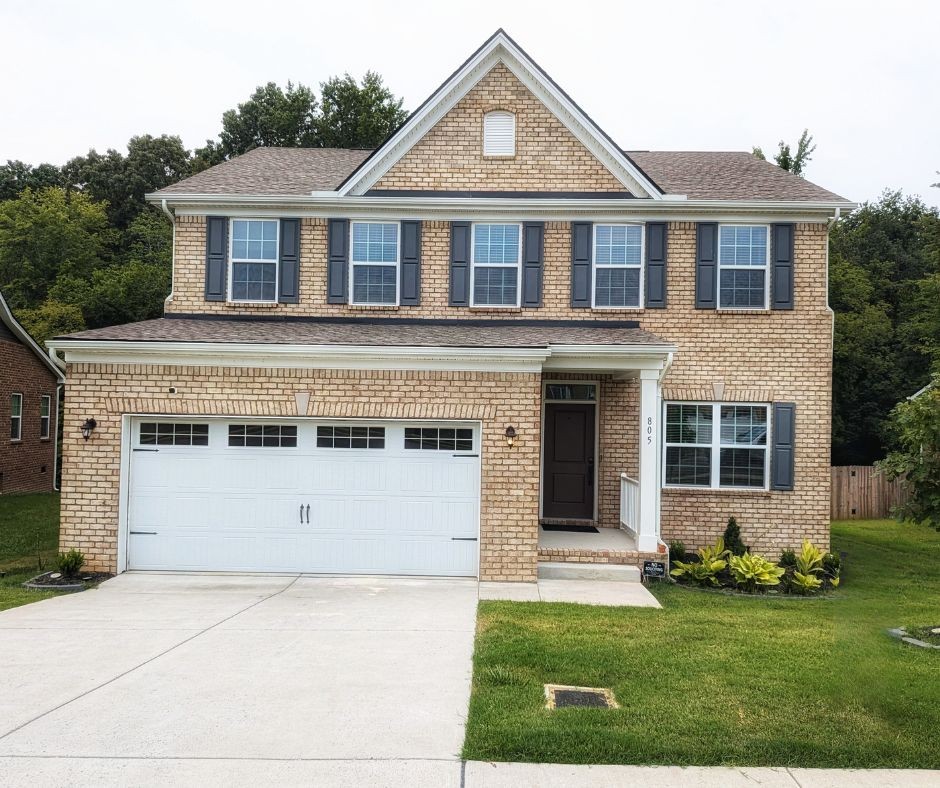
647,416,653,444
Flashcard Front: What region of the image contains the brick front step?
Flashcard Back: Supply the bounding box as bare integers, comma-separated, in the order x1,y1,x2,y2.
537,546,664,569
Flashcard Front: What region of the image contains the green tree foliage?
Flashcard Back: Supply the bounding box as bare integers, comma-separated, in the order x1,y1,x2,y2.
0,187,115,309
196,82,319,165
830,191,940,464
64,135,192,228
0,160,62,200
753,129,816,177
317,72,408,149
16,300,86,344
878,378,940,529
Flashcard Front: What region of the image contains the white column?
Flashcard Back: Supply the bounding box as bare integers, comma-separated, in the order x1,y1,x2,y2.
637,369,661,552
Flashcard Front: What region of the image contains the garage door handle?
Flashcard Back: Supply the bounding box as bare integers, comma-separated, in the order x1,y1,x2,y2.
130,531,157,535
454,454,479,457
299,504,304,524
306,504,310,524
133,448,159,452
451,537,478,541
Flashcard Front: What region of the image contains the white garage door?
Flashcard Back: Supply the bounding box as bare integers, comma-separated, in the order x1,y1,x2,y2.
125,419,480,576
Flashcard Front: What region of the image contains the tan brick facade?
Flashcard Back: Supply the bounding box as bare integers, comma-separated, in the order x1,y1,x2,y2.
373,63,628,193
1,337,59,494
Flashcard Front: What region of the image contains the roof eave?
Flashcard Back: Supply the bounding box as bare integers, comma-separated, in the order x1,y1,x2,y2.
0,292,65,380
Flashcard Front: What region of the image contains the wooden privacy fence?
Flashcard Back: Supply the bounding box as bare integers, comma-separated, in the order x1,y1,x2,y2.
831,465,908,520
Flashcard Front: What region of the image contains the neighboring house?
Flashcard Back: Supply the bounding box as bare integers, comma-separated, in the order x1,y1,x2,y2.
47,30,854,581
0,291,63,494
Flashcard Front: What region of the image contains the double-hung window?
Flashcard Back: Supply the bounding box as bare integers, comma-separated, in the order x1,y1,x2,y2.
664,402,769,490
39,395,51,439
593,224,644,307
718,225,769,309
351,222,399,305
230,219,278,302
471,223,521,307
10,393,22,441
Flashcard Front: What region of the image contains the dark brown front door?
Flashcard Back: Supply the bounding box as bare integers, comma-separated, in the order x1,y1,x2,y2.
542,403,595,520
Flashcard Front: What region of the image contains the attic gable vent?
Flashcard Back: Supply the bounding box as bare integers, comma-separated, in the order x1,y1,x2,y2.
483,111,515,156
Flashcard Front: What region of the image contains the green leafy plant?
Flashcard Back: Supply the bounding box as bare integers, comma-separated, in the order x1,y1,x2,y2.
822,552,842,588
56,549,85,579
722,516,749,556
787,540,826,595
668,540,686,563
790,570,823,594
728,553,785,593
670,538,729,587
779,549,797,569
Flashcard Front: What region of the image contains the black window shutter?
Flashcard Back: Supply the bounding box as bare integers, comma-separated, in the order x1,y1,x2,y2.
645,222,668,308
278,218,300,304
771,223,795,310
570,221,593,308
327,219,348,304
771,402,796,491
449,221,471,306
695,223,718,309
400,220,421,306
522,221,544,307
205,216,228,301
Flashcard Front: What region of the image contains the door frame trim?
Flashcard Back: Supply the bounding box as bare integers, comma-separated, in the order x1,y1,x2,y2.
539,380,600,522
119,413,482,577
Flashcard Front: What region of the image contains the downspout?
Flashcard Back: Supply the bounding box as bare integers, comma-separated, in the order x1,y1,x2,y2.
53,382,63,492
161,199,176,310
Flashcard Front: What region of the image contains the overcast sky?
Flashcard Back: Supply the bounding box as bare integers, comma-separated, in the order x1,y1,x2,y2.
2,0,938,207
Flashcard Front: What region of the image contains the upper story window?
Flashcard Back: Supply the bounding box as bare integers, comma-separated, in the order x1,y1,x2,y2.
39,395,51,440
593,224,644,308
483,111,515,156
718,225,769,309
471,223,522,307
663,402,769,490
351,222,399,305
230,219,278,303
10,393,22,441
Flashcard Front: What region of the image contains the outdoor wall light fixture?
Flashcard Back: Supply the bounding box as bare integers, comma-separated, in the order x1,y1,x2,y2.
81,418,97,441
505,426,517,448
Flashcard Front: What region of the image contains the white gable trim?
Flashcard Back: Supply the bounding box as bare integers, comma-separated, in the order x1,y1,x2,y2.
0,291,65,379
336,30,664,200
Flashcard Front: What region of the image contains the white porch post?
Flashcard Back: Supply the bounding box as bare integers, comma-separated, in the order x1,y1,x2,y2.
637,369,661,552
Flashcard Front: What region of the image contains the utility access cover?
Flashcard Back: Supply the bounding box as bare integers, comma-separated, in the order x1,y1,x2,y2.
544,684,619,709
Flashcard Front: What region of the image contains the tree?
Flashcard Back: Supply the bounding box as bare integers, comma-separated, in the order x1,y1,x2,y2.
0,160,62,200
753,129,816,177
64,135,192,228
196,82,319,165
878,377,940,529
0,187,114,309
317,72,408,148
16,299,86,345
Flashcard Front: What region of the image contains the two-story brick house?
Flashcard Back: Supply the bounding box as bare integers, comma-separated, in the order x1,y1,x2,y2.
49,31,852,581
1,291,63,494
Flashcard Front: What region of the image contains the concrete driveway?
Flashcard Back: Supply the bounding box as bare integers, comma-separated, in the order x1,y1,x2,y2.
0,573,478,786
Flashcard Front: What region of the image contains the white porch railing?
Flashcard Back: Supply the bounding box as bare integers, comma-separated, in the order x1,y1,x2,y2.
620,473,640,536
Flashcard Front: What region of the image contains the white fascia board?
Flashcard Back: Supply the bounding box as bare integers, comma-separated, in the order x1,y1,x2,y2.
47,339,676,374
150,192,856,223
0,291,65,380
333,32,662,199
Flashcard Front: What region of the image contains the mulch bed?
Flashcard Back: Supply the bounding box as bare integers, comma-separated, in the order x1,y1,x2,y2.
23,571,113,591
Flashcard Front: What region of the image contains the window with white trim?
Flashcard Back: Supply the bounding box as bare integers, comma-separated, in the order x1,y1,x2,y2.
664,403,769,489
593,224,643,307
230,219,278,302
718,225,769,309
471,223,521,306
10,393,22,441
350,222,399,305
39,395,51,440
483,111,515,156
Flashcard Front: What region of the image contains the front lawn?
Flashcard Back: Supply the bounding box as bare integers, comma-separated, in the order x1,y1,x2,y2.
0,492,61,611
463,519,940,768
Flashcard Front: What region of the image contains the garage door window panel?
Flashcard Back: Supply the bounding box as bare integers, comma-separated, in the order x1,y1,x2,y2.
228,424,298,448
404,427,473,451
139,422,209,447
316,426,385,449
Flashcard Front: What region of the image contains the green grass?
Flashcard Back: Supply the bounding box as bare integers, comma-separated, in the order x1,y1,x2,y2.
0,492,61,611
463,520,940,768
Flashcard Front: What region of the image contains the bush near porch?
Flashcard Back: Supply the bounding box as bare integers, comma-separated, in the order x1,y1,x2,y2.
462,519,940,768
0,492,61,611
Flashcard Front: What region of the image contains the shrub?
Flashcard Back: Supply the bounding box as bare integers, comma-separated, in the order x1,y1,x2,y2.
722,516,749,556
670,538,729,587
668,540,686,563
56,549,85,579
779,549,797,569
822,552,842,588
787,540,826,595
728,553,785,593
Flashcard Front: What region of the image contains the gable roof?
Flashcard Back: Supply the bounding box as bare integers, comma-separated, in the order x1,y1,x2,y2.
336,29,664,198
151,145,848,203
0,290,65,381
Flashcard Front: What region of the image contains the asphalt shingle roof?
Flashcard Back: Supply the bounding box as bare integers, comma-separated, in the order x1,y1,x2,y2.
55,318,672,348
152,146,848,203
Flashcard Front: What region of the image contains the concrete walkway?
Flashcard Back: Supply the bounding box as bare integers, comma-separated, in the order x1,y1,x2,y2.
480,579,661,606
